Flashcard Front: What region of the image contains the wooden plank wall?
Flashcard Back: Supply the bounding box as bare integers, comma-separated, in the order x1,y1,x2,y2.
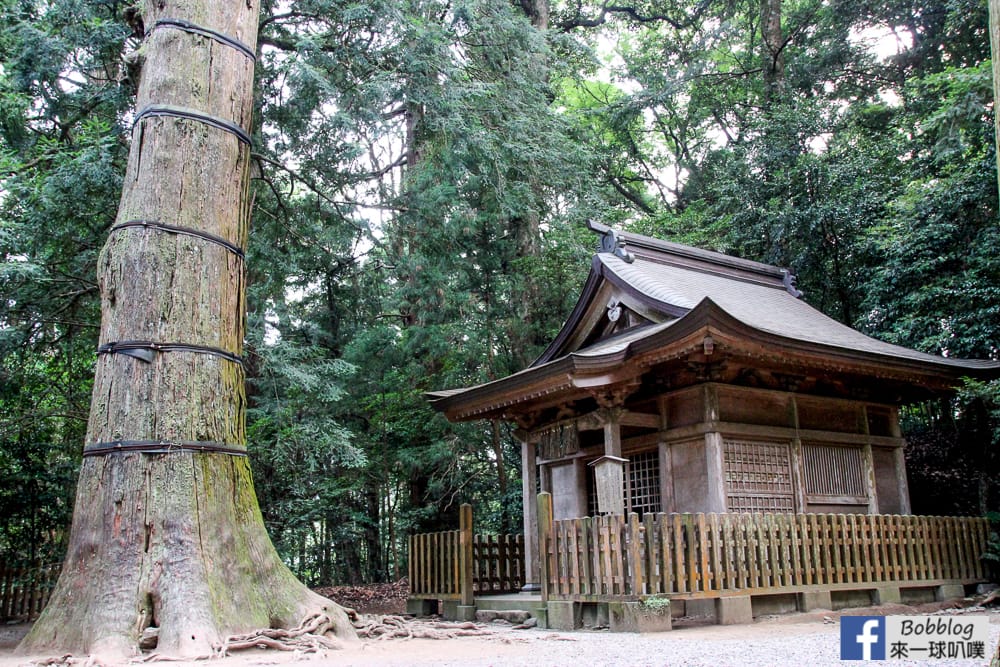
542,512,990,601
0,563,60,622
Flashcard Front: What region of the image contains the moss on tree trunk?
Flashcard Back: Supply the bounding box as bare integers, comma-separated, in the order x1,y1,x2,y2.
19,0,356,658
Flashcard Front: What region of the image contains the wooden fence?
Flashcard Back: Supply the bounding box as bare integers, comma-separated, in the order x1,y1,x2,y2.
538,495,990,602
408,504,525,602
1,562,60,622
473,533,524,595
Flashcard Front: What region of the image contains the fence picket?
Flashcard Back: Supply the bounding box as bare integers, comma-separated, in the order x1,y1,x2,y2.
685,514,698,594
644,514,660,595
709,513,722,591
879,515,890,582
754,513,768,588
696,513,709,594
405,512,989,609
659,514,673,595
673,513,686,594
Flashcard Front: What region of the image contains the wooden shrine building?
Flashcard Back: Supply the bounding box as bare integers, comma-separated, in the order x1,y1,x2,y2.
428,222,1000,599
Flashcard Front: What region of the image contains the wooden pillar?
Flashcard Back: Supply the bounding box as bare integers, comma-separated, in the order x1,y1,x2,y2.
702,384,727,512
573,458,589,517
659,441,674,514
520,438,540,590
860,406,880,514
540,462,552,494
889,408,911,514
459,503,474,606
592,381,640,515
537,492,553,603
658,395,674,513
789,395,806,512
596,407,625,514
603,411,623,458
703,383,720,423
704,432,728,513
893,446,911,515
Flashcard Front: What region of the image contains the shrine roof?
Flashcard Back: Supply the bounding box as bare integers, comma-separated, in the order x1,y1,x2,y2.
428,223,999,421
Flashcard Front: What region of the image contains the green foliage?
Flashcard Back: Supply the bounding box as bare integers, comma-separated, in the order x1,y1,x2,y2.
246,331,364,585
2,0,997,584
0,0,130,565
639,595,671,610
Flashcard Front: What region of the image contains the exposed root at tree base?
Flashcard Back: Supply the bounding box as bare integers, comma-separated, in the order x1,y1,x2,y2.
133,613,350,662
133,613,504,661
218,613,347,655
352,615,501,641
24,655,103,667
24,613,522,665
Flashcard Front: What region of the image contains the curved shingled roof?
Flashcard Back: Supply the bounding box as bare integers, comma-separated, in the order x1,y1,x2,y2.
595,252,997,372
428,224,999,420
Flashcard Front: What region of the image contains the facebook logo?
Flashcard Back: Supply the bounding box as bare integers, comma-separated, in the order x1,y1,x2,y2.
841,616,886,660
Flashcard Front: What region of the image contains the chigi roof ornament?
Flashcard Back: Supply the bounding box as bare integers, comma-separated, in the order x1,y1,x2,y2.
589,220,634,263
781,269,803,298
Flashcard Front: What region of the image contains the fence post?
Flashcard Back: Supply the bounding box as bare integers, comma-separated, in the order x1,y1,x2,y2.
459,503,474,607
537,492,553,603
628,512,644,596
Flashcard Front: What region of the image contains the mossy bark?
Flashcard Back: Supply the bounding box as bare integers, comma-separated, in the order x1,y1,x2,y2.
19,0,356,658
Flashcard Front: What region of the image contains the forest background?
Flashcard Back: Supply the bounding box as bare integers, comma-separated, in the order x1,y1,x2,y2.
1,0,998,587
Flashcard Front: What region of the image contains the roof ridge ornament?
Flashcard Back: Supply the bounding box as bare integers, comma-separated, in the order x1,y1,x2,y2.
593,222,635,263
781,269,804,298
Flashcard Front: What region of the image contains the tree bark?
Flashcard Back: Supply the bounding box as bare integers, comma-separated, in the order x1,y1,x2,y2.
19,0,355,658
759,0,785,106
520,0,549,29
991,0,1000,198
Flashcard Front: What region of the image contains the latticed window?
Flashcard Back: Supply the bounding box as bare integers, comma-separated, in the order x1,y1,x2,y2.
723,439,795,512
587,449,662,516
628,450,662,515
802,444,866,502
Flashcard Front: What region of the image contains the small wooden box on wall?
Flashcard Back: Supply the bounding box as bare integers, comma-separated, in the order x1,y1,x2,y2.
589,455,628,515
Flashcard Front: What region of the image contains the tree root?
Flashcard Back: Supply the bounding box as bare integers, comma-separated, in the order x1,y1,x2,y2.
215,613,346,656
24,655,103,667
130,613,348,662
26,613,531,665
352,615,496,641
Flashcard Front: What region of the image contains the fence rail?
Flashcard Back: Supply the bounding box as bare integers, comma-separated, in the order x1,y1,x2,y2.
538,502,990,602
408,504,525,602
1,562,60,622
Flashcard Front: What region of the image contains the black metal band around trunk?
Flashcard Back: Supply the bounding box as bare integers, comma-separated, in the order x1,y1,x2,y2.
97,340,244,365
111,219,245,259
133,104,252,146
147,18,256,61
83,440,247,457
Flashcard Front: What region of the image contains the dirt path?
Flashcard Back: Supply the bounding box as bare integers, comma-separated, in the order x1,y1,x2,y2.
1,603,998,667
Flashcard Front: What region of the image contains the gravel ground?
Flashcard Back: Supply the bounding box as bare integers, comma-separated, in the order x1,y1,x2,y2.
330,613,1000,667
2,606,998,667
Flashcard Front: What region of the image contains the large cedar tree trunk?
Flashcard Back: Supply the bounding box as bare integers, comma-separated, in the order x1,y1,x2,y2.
992,0,1000,196
19,0,355,658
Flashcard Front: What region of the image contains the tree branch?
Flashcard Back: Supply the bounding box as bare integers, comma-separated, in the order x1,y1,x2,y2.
558,0,714,32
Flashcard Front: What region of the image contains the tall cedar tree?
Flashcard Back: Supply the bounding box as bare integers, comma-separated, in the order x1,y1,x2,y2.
19,0,355,657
